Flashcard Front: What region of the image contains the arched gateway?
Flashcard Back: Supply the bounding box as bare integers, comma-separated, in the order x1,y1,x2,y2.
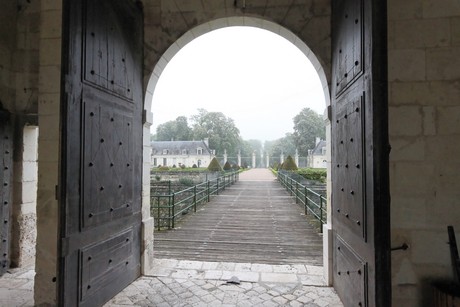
46,0,390,306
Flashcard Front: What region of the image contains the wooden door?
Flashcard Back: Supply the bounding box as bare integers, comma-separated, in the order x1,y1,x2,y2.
59,0,143,305
0,109,12,276
331,0,390,306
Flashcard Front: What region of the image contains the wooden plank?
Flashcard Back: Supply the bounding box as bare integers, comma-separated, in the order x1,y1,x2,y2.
154,177,323,265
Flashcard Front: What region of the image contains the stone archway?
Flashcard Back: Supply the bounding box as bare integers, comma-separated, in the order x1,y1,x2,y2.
141,16,333,282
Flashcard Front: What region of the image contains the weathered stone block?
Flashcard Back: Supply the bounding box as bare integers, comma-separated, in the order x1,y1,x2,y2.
389,137,425,161
389,106,422,136
38,65,61,94
411,230,451,265
422,0,460,18
427,47,460,80
452,17,460,46
422,106,436,135
390,162,435,197
393,19,450,49
22,161,38,182
390,196,427,229
437,106,460,134
40,10,62,39
388,49,426,82
391,80,460,106
39,38,61,66
37,114,59,141
38,92,60,116
388,0,423,20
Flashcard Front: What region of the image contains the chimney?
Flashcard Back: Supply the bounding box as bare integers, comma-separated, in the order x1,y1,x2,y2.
204,138,209,146
315,137,320,146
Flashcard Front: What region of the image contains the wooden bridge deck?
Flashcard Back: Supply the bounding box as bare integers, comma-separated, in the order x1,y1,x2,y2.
153,169,323,265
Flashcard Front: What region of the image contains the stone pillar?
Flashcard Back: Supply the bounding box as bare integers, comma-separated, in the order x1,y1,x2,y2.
35,1,62,304
237,150,241,167
223,149,228,164
266,153,269,168
295,149,299,167
252,151,256,168
11,125,38,268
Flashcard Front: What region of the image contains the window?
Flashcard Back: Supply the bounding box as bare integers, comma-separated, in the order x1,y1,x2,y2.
197,147,203,155
153,158,157,166
163,158,167,166
162,149,168,155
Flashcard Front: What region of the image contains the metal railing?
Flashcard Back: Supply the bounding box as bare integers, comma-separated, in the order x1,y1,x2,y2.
277,171,327,232
151,171,239,230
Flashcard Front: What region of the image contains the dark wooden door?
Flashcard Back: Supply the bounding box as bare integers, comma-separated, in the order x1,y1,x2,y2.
59,0,143,305
331,0,390,306
0,109,12,276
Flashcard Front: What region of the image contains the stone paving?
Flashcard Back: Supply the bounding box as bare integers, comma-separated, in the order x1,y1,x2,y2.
105,258,343,307
0,259,343,306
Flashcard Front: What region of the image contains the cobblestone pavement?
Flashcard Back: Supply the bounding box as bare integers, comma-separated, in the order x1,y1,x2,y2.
105,259,343,307
0,259,343,306
0,266,34,307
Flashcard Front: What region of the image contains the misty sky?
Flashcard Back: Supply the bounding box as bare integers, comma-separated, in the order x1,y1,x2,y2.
150,26,326,142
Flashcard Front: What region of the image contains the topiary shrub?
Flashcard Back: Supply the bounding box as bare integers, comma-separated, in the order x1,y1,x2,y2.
223,161,232,171
281,155,298,171
180,164,186,169
192,164,198,168
207,157,223,172
172,164,176,168
232,164,240,171
158,166,170,171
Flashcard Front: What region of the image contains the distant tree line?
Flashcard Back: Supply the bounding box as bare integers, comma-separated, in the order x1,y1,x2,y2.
152,107,325,161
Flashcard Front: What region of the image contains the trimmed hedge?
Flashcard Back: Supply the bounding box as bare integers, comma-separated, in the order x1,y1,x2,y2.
207,157,223,172
280,155,298,171
296,168,327,183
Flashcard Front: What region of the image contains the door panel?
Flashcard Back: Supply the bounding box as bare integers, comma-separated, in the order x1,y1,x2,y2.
331,0,390,306
0,109,12,276
60,1,143,306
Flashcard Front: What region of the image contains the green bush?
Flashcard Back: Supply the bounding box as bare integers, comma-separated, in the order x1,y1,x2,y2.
281,155,298,170
232,164,240,170
192,164,198,168
158,166,170,171
223,161,232,171
207,157,223,172
296,168,327,183
179,177,195,186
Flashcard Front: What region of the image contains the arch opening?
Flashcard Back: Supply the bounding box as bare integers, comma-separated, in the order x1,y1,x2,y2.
142,16,333,284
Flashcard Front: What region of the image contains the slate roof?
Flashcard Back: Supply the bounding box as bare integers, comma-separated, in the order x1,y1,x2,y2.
311,140,326,156
151,140,213,155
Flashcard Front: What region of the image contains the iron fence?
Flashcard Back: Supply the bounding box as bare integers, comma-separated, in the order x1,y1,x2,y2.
151,171,239,230
277,170,327,232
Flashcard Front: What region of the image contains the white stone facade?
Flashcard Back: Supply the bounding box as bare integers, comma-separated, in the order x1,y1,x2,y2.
151,140,215,168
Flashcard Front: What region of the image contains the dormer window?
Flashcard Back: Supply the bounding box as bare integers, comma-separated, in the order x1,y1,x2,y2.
162,149,169,155
197,147,203,155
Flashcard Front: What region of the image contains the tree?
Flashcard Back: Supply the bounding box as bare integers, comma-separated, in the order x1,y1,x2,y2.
191,109,241,156
264,133,296,157
292,108,325,154
154,116,192,141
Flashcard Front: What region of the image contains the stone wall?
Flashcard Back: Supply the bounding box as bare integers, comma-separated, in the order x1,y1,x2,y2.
0,0,17,113
388,0,460,305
